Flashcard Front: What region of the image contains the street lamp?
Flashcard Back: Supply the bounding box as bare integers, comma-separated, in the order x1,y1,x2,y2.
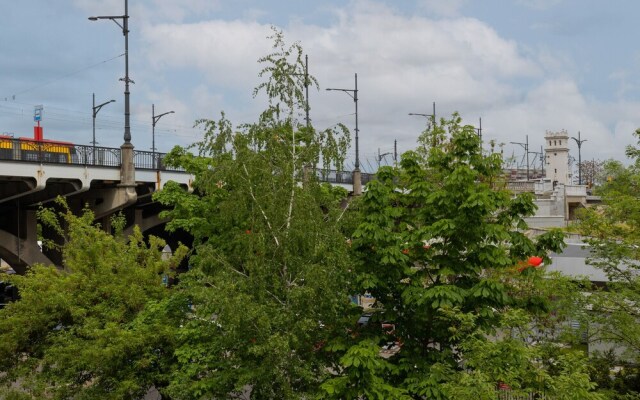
378,148,392,168
152,104,174,169
409,102,437,127
327,73,359,169
88,0,133,145
571,131,587,185
92,93,115,164
327,73,360,194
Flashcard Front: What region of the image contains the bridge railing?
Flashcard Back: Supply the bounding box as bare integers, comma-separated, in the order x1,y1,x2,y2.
75,145,121,167
0,137,376,184
0,137,185,171
312,168,376,185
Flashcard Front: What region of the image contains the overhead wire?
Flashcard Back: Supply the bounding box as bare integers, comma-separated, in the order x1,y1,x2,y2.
2,53,125,101
0,101,203,142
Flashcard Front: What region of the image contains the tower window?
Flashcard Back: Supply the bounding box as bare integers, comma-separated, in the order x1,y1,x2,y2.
555,169,557,173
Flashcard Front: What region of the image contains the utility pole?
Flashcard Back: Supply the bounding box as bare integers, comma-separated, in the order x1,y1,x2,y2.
394,139,397,166
92,93,115,164
327,73,361,194
152,104,175,169
378,148,392,168
571,131,587,185
304,54,310,130
510,135,530,181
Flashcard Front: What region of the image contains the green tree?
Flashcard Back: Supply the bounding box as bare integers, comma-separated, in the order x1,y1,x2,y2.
321,115,601,399
578,159,605,189
0,199,187,399
154,30,356,399
578,130,640,398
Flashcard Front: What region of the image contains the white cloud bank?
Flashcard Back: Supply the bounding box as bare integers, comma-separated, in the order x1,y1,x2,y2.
137,0,639,169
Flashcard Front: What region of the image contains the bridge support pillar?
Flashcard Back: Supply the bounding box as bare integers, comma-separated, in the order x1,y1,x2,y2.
101,216,112,233
25,210,38,245
91,186,138,220
134,208,143,226
120,142,136,186
352,169,362,196
88,142,139,221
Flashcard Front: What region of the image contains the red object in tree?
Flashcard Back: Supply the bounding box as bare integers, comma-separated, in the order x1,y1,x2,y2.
245,230,251,234
527,256,543,267
402,248,410,255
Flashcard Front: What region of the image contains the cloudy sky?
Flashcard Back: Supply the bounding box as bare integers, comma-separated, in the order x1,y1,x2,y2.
2,0,639,172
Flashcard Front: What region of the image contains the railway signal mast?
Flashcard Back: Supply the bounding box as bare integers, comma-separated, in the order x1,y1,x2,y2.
33,105,43,141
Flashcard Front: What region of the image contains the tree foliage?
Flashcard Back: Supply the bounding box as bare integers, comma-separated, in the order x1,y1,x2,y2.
0,31,608,400
154,30,356,399
320,115,601,399
0,199,187,399
577,159,605,188
578,130,640,386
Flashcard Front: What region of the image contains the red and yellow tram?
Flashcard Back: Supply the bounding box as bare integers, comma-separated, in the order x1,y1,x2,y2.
0,135,76,163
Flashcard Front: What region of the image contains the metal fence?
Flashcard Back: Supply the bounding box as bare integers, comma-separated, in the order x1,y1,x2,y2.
0,137,183,171
312,168,376,185
76,145,121,167
0,138,376,183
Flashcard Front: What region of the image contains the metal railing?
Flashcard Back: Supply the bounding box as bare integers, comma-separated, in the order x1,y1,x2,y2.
506,181,536,193
0,137,183,171
312,168,375,185
0,138,375,184
77,145,121,167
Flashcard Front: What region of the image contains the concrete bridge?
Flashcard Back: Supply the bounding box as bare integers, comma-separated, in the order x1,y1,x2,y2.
0,137,371,272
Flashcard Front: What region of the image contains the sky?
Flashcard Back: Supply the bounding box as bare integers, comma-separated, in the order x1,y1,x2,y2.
2,0,640,173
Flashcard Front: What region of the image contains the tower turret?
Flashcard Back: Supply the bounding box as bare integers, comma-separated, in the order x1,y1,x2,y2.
544,129,569,185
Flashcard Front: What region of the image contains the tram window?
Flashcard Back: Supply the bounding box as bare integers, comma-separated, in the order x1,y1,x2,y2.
0,148,11,160
22,151,39,161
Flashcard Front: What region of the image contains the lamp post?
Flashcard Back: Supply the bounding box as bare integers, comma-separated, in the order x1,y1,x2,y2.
89,0,132,146
378,148,392,168
89,0,135,186
327,73,360,194
92,93,115,164
152,104,174,169
511,135,530,181
409,101,437,127
571,131,587,185
304,54,310,130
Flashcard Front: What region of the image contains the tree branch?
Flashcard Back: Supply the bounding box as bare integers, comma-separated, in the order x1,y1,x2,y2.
242,163,280,247
337,197,352,222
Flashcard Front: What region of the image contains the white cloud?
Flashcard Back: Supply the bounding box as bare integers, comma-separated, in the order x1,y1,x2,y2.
141,20,272,90
417,0,467,17
135,0,633,169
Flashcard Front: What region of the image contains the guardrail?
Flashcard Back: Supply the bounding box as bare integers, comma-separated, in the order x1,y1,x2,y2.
0,138,375,185
0,137,183,171
565,184,587,197
506,181,536,193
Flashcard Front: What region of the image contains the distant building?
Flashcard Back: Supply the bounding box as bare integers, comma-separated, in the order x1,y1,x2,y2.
544,129,570,186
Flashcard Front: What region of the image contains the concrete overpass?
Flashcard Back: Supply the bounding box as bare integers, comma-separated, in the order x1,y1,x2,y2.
0,138,195,273
0,137,371,272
